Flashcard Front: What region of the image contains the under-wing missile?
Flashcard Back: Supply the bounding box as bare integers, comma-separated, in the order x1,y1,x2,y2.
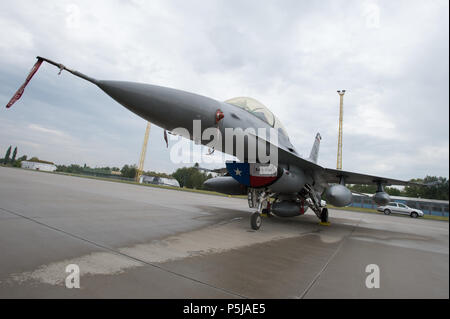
324,184,353,207
372,191,390,206
349,188,391,207
371,182,391,206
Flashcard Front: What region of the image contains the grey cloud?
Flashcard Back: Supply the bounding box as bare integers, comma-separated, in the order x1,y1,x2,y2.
0,0,447,178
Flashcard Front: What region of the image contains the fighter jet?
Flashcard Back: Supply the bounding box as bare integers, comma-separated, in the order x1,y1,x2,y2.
6,57,420,230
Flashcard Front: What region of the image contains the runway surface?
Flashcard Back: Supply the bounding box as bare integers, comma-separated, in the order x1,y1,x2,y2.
0,166,448,298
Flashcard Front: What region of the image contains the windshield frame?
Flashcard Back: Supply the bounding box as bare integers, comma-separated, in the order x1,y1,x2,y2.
224,96,288,137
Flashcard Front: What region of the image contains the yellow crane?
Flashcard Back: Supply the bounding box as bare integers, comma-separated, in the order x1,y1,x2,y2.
135,122,151,182
336,90,346,170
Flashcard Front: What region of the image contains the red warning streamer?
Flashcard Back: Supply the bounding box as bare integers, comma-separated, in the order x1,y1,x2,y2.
6,58,43,108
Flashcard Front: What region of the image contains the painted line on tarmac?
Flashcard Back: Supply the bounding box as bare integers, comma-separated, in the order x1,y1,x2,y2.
298,218,362,299
0,206,248,299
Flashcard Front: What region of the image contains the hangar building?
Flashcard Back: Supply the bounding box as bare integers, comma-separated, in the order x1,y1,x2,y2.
139,175,180,187
21,161,57,172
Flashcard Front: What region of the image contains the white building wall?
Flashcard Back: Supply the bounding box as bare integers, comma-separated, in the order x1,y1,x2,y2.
21,161,57,172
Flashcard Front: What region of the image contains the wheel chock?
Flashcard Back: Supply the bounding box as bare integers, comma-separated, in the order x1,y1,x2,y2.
319,222,331,226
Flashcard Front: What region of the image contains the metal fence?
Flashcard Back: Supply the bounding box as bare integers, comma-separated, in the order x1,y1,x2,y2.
350,194,449,217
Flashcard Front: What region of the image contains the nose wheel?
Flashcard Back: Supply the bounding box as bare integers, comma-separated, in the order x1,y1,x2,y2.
250,212,262,230
250,191,271,230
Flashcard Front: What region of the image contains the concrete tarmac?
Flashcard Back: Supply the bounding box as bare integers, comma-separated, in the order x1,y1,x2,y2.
0,166,448,298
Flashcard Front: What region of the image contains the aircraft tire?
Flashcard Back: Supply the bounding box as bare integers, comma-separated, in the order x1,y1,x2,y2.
320,208,329,223
251,212,262,230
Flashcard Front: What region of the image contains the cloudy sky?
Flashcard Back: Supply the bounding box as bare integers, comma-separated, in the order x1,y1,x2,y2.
0,0,448,179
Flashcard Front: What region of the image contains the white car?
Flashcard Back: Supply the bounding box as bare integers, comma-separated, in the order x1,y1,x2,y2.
377,202,424,218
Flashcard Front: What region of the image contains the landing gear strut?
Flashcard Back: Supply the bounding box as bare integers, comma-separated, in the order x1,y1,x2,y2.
302,184,330,225
249,191,270,230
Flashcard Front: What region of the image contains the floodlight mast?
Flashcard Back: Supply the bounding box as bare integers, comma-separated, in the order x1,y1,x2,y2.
135,122,151,182
336,90,346,170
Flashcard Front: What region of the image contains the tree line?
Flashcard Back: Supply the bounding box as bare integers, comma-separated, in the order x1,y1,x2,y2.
56,164,120,175
118,164,212,189
1,146,28,167
172,166,212,189
55,162,211,189
55,161,449,197
1,146,210,190
2,145,447,198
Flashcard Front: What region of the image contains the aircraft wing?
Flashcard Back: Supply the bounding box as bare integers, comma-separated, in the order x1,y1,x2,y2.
322,168,420,186
277,146,421,187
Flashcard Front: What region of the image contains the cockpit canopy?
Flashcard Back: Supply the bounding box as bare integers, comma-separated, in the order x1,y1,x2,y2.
224,97,288,136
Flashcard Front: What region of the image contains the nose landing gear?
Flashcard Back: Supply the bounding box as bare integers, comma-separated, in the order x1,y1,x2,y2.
249,191,270,230
250,212,262,230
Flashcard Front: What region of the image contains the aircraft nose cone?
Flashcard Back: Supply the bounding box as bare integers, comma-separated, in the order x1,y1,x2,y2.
97,80,220,133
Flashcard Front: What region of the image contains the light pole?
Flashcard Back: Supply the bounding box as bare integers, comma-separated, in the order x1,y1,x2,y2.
336,90,346,170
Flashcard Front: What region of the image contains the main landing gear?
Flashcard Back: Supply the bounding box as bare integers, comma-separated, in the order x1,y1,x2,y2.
320,207,329,225
248,186,331,230
302,184,330,226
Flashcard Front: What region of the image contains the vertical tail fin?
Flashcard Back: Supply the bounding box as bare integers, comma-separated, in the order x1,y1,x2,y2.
308,133,322,163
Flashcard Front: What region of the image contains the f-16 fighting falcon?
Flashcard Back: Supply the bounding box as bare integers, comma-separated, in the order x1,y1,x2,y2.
6,57,421,230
